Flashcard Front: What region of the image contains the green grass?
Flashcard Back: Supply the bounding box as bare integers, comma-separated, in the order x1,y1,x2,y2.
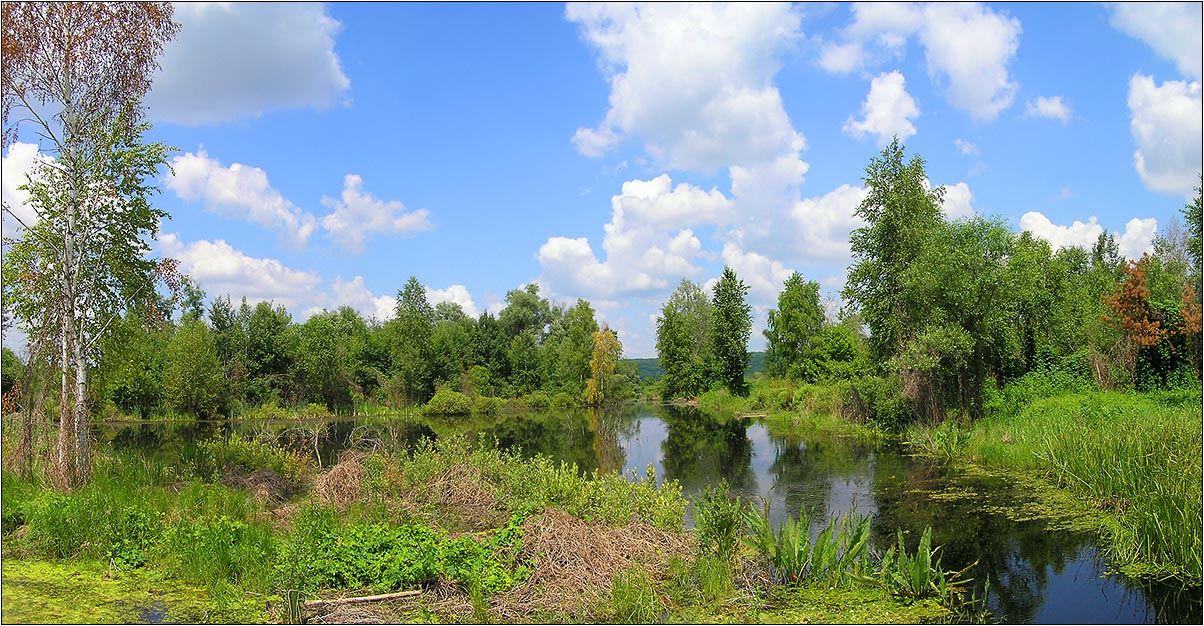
957,390,1202,583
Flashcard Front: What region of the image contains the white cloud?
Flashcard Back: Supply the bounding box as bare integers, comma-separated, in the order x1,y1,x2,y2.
320,174,433,254
843,70,920,145
789,184,868,260
720,243,795,304
1117,217,1158,260
822,2,1021,121
1018,212,1104,252
147,3,350,125
166,149,317,247
1127,74,1203,197
954,138,978,156
566,2,805,173
1025,95,1071,123
1109,2,1203,81
1019,212,1158,260
324,276,396,322
940,182,975,219
426,284,479,318
1,142,45,232
537,174,730,301
818,41,863,74
157,233,322,312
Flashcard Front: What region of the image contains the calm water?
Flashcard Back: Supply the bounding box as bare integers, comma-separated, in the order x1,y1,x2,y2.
97,403,1202,624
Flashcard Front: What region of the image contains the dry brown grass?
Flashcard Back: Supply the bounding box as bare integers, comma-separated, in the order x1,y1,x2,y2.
412,463,508,532
313,450,367,507
487,506,693,621
221,468,298,505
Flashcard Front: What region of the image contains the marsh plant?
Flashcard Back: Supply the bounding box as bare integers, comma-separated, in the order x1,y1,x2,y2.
741,503,871,586
874,526,975,607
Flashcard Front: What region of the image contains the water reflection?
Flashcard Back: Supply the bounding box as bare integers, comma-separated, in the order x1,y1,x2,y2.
94,405,1201,624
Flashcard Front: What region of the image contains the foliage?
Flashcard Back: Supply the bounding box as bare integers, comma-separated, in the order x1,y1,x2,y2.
189,433,309,483
874,526,973,607
423,387,473,416
710,266,753,396
162,318,225,417
692,482,745,561
843,137,945,364
742,503,871,586
764,272,825,380
656,279,714,399
586,326,622,405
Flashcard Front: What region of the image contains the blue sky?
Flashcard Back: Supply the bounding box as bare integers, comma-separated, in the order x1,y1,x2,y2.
3,2,1202,358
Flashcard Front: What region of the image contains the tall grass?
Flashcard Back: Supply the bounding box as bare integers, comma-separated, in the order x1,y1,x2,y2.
963,390,1202,582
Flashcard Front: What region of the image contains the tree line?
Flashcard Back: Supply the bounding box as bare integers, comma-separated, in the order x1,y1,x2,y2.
653,138,1202,428
2,277,637,420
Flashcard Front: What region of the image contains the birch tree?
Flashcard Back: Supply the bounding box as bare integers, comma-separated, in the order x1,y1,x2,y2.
1,2,179,488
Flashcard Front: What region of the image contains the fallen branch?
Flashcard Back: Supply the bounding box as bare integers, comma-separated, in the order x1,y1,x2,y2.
304,590,422,608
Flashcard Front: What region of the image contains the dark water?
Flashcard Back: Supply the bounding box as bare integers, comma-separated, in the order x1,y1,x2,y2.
96,403,1202,624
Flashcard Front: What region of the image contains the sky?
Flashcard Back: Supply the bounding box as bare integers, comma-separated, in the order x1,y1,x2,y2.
3,2,1202,358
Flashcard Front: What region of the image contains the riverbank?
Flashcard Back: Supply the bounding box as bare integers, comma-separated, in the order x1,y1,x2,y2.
1,429,967,624
905,389,1203,586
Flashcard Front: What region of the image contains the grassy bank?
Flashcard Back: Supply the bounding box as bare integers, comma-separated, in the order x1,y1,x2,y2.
907,390,1203,584
1,429,970,623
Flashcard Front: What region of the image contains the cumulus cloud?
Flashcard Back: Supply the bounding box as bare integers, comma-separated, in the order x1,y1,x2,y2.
720,243,795,303
954,139,978,156
426,284,480,318
566,2,805,173
323,276,396,321
1127,74,1202,197
789,184,868,260
147,3,350,125
320,175,433,254
1,142,45,232
843,70,920,145
940,182,975,219
1025,95,1071,123
821,2,1021,121
1109,2,1202,81
1019,212,1157,260
166,149,318,247
157,233,322,311
537,174,729,301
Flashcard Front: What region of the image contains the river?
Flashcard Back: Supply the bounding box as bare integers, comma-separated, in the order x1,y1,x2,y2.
96,403,1202,624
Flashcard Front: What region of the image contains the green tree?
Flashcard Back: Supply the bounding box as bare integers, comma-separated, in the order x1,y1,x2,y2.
2,2,179,487
710,267,753,396
586,326,622,405
656,279,713,398
843,137,945,365
1186,177,1203,281
245,301,294,406
162,318,224,418
764,272,825,380
430,301,476,389
390,276,435,405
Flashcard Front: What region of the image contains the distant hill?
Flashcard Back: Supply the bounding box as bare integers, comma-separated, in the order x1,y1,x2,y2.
621,351,766,381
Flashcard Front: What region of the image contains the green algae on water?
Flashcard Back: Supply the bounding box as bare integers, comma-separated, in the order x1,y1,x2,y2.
1,559,272,624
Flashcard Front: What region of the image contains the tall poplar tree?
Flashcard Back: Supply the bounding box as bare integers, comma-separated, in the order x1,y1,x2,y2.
710,267,752,396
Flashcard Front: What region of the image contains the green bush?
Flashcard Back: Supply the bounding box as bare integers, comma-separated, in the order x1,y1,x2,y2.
188,433,307,482
692,482,744,561
837,375,911,429
550,391,577,409
523,391,552,409
423,388,473,415
471,395,504,416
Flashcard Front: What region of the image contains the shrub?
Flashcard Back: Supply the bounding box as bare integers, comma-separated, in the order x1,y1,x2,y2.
471,395,504,416
692,482,744,561
189,433,308,482
524,391,552,409
837,375,911,429
423,388,472,416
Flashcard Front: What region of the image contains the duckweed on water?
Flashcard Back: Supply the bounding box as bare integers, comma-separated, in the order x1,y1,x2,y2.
0,559,271,624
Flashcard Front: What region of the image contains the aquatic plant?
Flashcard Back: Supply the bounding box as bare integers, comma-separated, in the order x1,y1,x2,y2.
742,503,871,587
692,482,745,561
